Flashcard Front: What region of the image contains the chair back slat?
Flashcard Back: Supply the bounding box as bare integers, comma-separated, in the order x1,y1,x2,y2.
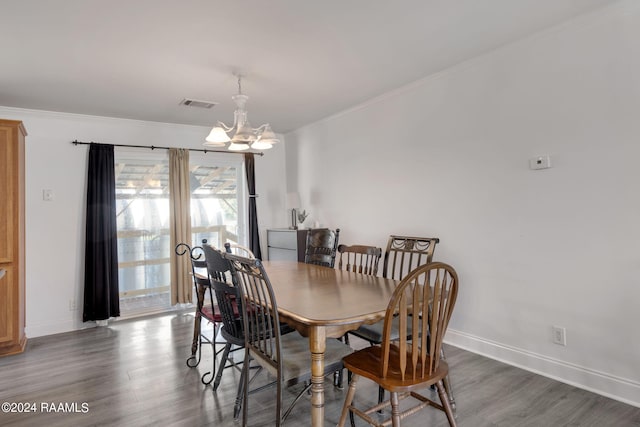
380,262,458,382
420,281,429,377
429,270,441,374
337,244,382,276
304,228,340,268
382,235,440,280
398,291,408,378
411,282,421,379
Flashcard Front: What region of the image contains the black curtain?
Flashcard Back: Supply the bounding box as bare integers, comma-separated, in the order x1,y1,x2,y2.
244,153,262,259
83,143,120,321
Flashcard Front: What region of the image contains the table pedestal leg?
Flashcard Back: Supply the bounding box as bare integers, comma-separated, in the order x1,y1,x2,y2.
309,327,326,427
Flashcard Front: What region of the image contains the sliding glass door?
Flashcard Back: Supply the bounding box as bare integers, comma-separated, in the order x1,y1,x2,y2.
114,148,245,316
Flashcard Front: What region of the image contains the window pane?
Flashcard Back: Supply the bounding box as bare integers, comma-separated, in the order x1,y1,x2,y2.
190,163,242,248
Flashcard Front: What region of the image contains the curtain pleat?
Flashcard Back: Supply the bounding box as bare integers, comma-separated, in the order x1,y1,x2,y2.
244,153,262,259
83,143,120,322
169,148,192,305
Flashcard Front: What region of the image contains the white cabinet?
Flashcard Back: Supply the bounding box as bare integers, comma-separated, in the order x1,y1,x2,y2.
266,229,307,262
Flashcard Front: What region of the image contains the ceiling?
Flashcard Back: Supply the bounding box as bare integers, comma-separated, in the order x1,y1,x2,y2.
0,0,616,134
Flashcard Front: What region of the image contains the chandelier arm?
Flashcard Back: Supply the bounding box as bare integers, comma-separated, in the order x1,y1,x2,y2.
216,121,235,132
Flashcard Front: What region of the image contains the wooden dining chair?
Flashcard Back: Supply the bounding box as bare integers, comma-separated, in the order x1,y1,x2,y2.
225,252,353,427
337,243,383,347
347,235,439,345
304,228,340,268
383,235,440,280
347,235,457,411
337,244,383,276
338,262,459,427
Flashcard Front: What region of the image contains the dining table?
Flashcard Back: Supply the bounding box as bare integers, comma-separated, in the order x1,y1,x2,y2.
261,260,398,427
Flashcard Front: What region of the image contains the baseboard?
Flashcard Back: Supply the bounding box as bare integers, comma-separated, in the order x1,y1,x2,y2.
25,307,192,338
25,319,96,338
445,329,640,408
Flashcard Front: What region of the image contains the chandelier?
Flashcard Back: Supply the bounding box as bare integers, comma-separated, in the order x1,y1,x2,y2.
203,75,279,151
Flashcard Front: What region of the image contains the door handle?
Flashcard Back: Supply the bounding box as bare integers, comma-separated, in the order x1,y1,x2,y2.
0,268,5,280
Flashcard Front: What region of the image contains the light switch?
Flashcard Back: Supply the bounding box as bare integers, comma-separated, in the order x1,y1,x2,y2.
43,189,54,201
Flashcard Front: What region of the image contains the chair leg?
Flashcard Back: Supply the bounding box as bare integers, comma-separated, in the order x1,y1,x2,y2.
235,352,248,421
211,343,232,389
186,313,202,367
334,368,344,389
390,391,401,427
282,382,311,422
338,373,359,427
210,325,217,386
440,347,456,413
378,385,385,413
436,380,457,427
347,371,356,427
442,373,456,413
276,372,282,427
191,313,201,355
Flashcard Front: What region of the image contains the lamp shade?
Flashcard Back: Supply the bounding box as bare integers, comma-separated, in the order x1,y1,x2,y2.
286,192,301,209
252,124,279,149
205,126,230,146
228,142,250,151
250,139,273,150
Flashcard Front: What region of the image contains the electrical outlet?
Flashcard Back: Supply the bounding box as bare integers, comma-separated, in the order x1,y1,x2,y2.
69,299,77,311
552,326,566,346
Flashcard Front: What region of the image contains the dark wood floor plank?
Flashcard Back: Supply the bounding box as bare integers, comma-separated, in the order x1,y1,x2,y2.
1,312,638,426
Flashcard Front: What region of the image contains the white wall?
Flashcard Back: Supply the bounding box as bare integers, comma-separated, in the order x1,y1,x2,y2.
0,107,288,338
285,1,640,406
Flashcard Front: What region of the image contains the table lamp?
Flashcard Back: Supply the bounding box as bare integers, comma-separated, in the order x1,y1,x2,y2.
286,192,302,229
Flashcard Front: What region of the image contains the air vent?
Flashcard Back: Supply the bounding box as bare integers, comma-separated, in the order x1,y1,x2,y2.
179,98,218,109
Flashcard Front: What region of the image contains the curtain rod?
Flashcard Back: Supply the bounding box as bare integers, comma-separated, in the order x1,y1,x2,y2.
71,140,264,156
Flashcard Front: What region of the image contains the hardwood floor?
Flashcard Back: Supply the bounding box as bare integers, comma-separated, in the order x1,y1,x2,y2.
0,313,638,426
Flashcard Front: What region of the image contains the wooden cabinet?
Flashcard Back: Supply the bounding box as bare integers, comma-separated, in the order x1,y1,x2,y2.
267,229,307,262
0,119,27,356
